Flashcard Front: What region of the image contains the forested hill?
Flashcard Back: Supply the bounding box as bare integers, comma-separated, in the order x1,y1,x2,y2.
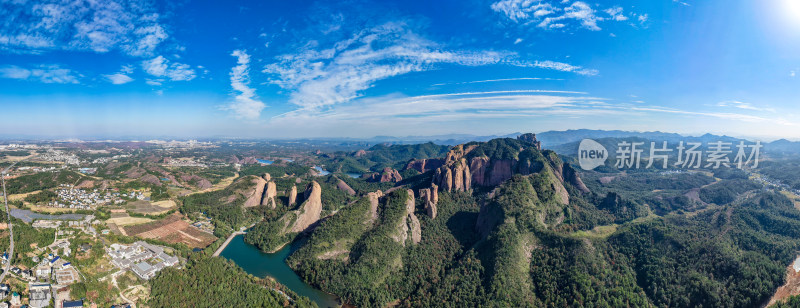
315,142,451,174
162,133,800,307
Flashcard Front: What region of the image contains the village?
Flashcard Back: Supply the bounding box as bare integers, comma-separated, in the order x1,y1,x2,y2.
48,185,129,210
0,213,182,308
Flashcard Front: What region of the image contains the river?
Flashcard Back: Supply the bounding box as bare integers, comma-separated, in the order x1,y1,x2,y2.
219,235,340,308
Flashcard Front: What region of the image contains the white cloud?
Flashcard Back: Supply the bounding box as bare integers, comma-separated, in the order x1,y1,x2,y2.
638,14,649,24
527,60,598,76
1,0,170,57
141,56,196,81
104,73,133,84
604,7,628,21
514,38,523,44
672,0,691,6
0,64,79,83
263,22,596,111
273,91,611,124
223,50,266,120
717,100,775,112
432,77,564,86
491,0,638,31
791,70,796,77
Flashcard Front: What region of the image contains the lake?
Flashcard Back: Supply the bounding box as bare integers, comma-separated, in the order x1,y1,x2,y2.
257,159,273,165
345,173,361,179
313,166,331,176
220,235,340,308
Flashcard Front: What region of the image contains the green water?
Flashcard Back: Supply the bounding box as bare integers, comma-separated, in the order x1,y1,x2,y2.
220,235,340,308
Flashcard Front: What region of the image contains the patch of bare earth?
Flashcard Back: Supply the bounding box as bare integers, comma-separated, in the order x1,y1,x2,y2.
767,260,800,306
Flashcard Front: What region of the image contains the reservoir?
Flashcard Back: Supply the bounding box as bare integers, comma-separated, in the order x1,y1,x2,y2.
219,235,340,308
313,166,331,176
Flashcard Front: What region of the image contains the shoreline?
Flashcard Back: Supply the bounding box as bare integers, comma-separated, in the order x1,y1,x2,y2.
212,230,246,256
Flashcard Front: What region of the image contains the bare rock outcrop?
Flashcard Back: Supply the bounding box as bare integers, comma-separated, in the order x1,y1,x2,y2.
419,184,439,219
289,181,323,233
563,163,590,194
354,149,367,157
262,173,271,182
261,181,277,208
406,189,422,244
244,176,268,207
404,158,444,173
365,167,403,183
434,158,471,191
547,171,570,205
392,190,422,245
336,178,356,196
517,133,542,150
408,214,422,244
288,186,298,206
366,190,383,223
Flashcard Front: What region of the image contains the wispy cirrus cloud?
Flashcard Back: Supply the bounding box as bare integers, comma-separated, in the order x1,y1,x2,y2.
270,90,797,134
223,50,266,120
263,21,598,113
0,64,80,84
490,0,640,31
273,91,612,124
0,0,169,57
716,100,776,112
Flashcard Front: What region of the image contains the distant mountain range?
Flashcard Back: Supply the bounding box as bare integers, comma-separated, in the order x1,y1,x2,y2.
361,129,800,157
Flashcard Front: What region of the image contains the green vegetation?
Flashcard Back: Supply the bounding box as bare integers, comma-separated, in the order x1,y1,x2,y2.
317,142,451,173
180,177,262,235
240,163,313,178
149,255,317,307
760,159,800,190
0,214,56,268
772,295,800,307
5,170,82,194
23,189,58,204
174,165,237,184
699,178,761,204
243,211,296,253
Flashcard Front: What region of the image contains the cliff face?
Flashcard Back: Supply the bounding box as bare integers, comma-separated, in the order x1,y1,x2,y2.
288,185,298,206
336,178,356,196
261,181,277,208
391,189,422,246
430,135,587,195
289,181,323,233
564,163,590,193
366,167,403,183
244,176,268,207
405,158,445,173
419,184,439,219
367,190,383,224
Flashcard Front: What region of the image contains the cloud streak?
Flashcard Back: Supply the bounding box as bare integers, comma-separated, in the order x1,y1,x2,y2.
223,50,266,120
0,64,80,84
263,21,598,112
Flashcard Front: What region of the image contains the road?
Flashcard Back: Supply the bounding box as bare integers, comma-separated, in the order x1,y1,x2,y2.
0,156,36,283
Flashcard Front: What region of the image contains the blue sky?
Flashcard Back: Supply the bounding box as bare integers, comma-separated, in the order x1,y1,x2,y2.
1,0,800,139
